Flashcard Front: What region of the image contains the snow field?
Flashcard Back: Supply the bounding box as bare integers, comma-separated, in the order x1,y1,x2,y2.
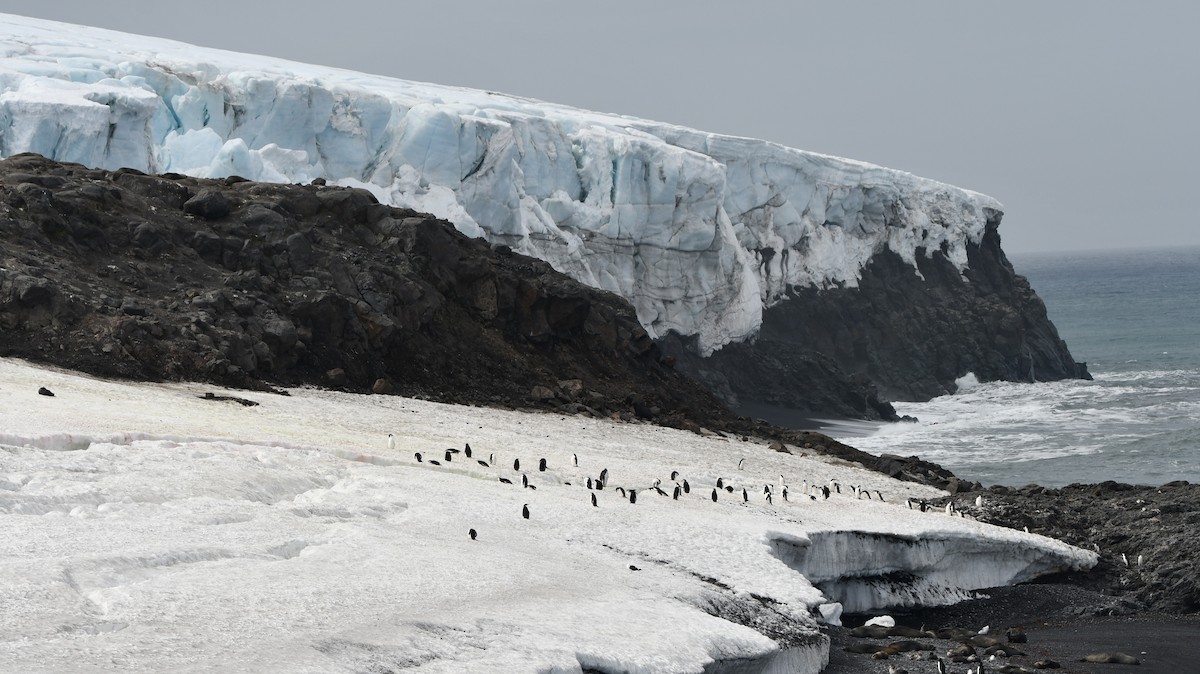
0,359,1095,672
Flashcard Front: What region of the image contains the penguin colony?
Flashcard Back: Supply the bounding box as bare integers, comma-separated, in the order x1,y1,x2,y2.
382,435,961,549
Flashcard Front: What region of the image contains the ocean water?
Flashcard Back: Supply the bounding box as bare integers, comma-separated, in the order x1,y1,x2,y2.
832,245,1200,487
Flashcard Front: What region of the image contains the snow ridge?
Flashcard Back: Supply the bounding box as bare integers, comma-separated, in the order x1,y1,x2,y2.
0,14,1002,355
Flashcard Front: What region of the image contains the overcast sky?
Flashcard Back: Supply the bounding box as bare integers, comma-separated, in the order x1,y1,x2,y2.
5,1,1197,253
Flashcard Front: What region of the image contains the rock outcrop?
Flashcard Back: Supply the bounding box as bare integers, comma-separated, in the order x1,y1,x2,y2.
0,153,734,427
665,214,1090,420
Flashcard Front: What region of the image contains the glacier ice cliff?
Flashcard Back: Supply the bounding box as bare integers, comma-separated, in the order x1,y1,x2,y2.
0,14,1086,417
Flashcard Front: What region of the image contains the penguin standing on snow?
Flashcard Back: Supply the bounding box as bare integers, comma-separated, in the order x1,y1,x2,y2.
742,488,748,503
711,489,718,502
683,479,690,494
522,504,530,520
414,452,423,463
513,458,520,471
387,434,396,450
673,485,681,500
469,528,477,540
539,458,547,472
591,493,598,507
573,453,578,467
445,450,453,463
629,490,637,504
738,458,746,470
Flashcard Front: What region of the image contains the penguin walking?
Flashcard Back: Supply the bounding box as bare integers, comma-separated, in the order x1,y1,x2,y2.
766,492,773,505
387,433,396,450
591,493,598,507
469,528,477,540
414,452,423,463
522,504,530,520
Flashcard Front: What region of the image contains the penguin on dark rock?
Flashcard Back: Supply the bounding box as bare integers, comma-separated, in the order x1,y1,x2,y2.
414,452,423,463
591,493,598,507
469,528,477,540
539,458,547,472
522,504,530,520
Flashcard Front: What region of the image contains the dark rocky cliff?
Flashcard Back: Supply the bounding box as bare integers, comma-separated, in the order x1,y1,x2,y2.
0,153,735,427
663,216,1089,421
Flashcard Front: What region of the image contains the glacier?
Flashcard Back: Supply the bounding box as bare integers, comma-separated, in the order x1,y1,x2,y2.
0,14,1002,356
0,357,1096,673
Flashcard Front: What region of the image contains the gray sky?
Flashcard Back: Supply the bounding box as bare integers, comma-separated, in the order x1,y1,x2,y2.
5,1,1197,253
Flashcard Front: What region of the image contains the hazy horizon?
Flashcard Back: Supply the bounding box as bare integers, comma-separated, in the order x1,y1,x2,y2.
4,2,1197,254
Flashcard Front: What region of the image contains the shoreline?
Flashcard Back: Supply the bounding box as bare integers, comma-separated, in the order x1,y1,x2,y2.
823,583,1200,674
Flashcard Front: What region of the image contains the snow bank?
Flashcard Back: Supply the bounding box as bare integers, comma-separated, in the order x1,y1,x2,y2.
0,14,1002,355
0,358,1095,672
